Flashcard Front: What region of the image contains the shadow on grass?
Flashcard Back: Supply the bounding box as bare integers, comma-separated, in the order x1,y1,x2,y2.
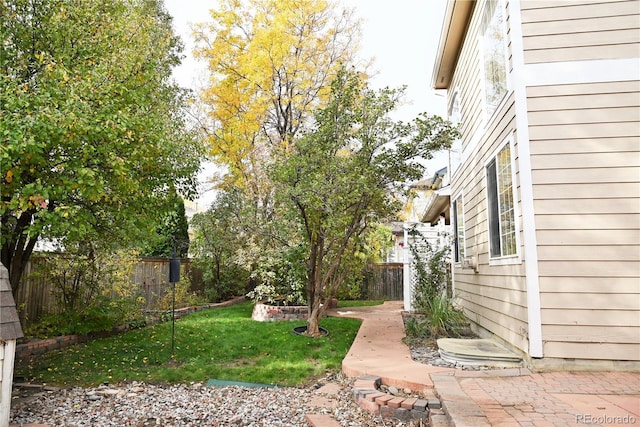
16,301,361,387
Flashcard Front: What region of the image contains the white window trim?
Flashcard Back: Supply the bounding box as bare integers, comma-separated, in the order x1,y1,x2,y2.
478,0,511,127
485,135,521,266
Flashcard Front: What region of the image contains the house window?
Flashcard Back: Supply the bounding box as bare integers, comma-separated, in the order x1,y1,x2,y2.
480,0,508,118
452,196,465,263
448,91,463,176
486,143,516,258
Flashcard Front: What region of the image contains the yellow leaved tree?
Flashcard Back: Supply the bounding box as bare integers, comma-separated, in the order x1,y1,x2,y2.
193,0,362,190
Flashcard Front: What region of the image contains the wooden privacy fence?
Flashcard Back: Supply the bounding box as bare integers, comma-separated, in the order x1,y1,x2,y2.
15,256,405,326
362,263,404,301
132,257,203,310
14,254,203,327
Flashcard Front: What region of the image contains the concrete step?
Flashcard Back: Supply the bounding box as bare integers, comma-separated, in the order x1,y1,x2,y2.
437,338,522,367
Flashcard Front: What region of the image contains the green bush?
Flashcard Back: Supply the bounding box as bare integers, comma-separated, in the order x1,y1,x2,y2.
409,229,465,337
25,249,146,338
203,264,248,303
246,245,307,305
404,316,430,339
152,277,207,310
425,294,466,337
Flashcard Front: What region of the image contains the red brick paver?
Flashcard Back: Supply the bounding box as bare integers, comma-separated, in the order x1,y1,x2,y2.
323,301,640,427
432,371,640,426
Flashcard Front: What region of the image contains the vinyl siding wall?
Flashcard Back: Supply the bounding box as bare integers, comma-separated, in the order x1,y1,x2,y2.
521,0,640,63
449,0,640,362
522,0,640,360
522,0,640,361
450,0,530,354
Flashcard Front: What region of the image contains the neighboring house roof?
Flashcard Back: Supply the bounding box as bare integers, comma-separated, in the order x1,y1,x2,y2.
421,186,451,224
431,0,476,89
388,221,405,236
0,264,24,340
402,167,451,224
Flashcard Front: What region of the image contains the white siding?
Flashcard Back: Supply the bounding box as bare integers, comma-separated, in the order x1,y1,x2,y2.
521,0,640,63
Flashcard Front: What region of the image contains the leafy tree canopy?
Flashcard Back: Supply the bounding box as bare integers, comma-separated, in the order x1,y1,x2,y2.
193,0,361,189
272,68,459,335
0,0,203,292
141,189,190,258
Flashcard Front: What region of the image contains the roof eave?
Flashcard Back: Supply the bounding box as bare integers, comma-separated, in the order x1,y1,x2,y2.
431,0,476,90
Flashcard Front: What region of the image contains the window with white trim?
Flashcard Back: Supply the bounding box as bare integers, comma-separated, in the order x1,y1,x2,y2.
486,142,516,258
480,0,508,118
452,195,465,263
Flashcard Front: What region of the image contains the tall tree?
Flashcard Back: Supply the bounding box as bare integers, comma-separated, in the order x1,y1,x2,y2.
0,0,203,293
190,189,249,299
193,0,361,189
142,190,191,258
272,69,459,336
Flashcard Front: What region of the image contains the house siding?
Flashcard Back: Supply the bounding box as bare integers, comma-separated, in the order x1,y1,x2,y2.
527,79,640,361
449,0,530,354
521,0,640,63
446,0,640,363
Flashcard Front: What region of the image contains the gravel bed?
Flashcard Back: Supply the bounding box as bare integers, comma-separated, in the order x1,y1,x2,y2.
10,376,421,426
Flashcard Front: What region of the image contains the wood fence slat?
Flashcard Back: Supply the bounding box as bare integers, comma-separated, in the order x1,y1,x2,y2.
362,263,404,301
14,255,204,327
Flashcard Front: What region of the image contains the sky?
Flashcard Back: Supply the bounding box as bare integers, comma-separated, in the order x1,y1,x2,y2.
163,0,450,210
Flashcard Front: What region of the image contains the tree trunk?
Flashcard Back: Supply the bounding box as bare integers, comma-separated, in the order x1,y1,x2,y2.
1,210,38,296
306,233,325,337
306,295,323,337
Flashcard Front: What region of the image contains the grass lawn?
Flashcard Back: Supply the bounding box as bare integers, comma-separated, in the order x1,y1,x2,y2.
16,301,362,387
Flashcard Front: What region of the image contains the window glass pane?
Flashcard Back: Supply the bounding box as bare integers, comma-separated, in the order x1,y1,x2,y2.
487,144,517,258
453,197,465,262
496,145,516,256
486,158,501,257
481,0,507,117
448,93,463,175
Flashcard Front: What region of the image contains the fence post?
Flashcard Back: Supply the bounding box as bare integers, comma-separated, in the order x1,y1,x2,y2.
403,223,412,312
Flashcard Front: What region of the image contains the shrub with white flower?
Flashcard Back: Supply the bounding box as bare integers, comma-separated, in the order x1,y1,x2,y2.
247,246,307,306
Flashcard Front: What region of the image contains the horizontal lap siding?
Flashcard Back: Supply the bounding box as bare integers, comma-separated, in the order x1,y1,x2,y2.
527,78,640,360
449,0,529,354
521,0,640,63
521,1,639,360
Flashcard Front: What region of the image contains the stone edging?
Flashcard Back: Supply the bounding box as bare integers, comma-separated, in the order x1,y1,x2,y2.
15,296,246,361
352,375,444,422
251,303,308,322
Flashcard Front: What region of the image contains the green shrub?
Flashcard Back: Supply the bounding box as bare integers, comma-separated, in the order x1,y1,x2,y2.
425,294,466,337
246,246,307,305
409,228,465,337
153,277,207,310
203,265,248,303
404,316,430,339
25,248,146,338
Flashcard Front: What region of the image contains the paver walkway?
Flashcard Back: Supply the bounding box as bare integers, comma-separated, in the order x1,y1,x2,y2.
328,301,453,391
433,369,640,426
328,301,640,427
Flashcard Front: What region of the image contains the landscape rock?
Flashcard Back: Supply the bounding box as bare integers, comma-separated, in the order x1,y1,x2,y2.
11,377,416,426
